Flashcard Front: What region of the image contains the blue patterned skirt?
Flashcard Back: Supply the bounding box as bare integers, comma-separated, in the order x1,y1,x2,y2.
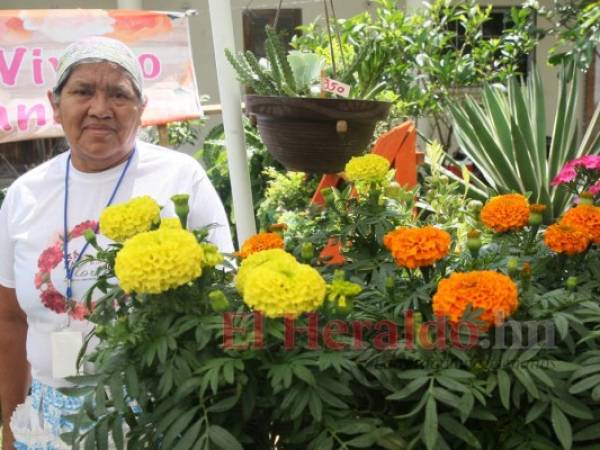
11,380,83,450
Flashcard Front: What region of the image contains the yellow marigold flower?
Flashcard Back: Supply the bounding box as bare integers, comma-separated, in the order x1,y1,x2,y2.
160,218,182,229
383,226,451,269
432,271,518,328
239,232,285,259
544,223,590,255
200,242,224,267
480,194,529,233
242,263,326,318
344,154,390,183
560,204,600,244
100,196,161,242
235,249,297,294
115,228,204,294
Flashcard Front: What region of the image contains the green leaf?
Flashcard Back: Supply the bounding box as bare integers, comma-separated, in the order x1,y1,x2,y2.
387,377,429,400
109,374,126,411
162,407,200,449
293,365,316,386
423,396,438,450
308,390,322,422
512,367,539,399
551,403,572,450
111,417,124,450
172,419,203,450
525,401,548,424
497,369,511,410
439,414,481,448
208,425,243,450
569,374,600,394
207,395,239,413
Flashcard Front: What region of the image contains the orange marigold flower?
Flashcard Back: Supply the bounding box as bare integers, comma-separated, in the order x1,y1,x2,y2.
239,232,284,259
384,226,451,269
480,194,529,232
544,223,591,255
560,204,600,244
432,271,518,327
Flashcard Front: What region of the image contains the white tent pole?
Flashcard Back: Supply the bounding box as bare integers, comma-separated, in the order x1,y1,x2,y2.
208,0,257,247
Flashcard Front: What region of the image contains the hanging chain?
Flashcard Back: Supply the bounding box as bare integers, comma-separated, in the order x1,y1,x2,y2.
329,0,346,69
273,0,285,30
323,0,337,77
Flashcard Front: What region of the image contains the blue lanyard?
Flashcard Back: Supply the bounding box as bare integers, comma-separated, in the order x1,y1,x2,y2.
63,148,135,303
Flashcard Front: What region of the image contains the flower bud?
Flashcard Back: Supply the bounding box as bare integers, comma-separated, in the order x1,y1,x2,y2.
566,276,578,291
467,200,483,213
466,229,482,256
385,276,395,289
507,257,519,276
384,182,404,201
171,194,190,228
300,242,314,262
208,290,229,312
521,262,532,280
83,228,98,247
528,204,546,226
579,192,594,206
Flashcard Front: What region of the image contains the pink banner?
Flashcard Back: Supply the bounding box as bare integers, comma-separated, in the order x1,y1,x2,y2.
0,9,203,144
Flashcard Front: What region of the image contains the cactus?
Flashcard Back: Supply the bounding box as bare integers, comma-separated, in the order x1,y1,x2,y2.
265,26,297,94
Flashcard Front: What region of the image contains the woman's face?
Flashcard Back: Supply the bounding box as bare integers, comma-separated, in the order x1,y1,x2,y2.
48,62,146,172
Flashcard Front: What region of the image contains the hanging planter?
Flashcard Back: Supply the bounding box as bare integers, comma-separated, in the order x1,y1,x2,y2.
226,3,392,173
246,95,391,173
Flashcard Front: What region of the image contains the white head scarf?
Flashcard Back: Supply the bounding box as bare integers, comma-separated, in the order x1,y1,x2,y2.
54,36,143,96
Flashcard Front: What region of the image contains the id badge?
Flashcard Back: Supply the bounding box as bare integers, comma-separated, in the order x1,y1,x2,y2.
51,330,83,378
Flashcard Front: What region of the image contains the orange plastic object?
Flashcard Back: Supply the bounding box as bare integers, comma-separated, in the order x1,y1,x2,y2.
319,237,346,266
310,121,420,206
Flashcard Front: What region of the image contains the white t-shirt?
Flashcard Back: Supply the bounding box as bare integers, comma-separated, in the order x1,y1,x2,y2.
0,141,234,387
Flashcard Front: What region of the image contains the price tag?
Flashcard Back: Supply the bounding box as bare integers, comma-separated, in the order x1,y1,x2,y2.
321,77,351,98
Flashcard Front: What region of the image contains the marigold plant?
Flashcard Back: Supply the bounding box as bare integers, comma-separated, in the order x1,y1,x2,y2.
99,196,161,242
480,193,530,232
544,223,591,255
115,228,204,294
383,226,451,269
432,271,519,327
344,154,390,183
560,204,600,244
235,249,326,318
238,232,285,259
235,249,297,294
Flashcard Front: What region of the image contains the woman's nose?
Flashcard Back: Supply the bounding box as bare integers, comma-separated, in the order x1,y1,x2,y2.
88,92,113,119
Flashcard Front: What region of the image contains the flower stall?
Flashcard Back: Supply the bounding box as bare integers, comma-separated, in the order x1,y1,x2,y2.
60,150,600,450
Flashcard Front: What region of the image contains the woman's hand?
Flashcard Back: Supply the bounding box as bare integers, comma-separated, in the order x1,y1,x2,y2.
0,285,29,450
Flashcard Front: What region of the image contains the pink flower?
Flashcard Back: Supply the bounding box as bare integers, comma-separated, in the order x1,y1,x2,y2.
40,288,66,314
37,244,63,272
575,155,600,170
69,303,91,321
590,181,600,196
34,272,48,289
551,155,600,186
70,220,98,239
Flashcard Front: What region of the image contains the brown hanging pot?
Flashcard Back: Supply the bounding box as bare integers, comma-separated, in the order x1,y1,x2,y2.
246,95,391,173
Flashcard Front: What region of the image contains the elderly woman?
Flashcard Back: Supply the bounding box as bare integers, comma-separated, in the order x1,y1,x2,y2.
0,37,233,449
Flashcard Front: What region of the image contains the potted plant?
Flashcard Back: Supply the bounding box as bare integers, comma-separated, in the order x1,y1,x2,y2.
226,26,391,173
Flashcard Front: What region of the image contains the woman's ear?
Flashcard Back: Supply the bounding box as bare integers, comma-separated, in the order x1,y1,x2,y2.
47,89,62,125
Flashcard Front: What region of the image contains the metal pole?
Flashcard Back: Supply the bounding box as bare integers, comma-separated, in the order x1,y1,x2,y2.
208,0,257,247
